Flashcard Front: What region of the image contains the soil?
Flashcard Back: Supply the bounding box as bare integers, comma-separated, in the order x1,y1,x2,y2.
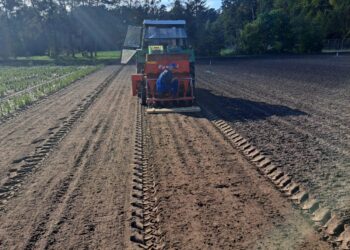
197,55,350,216
0,66,116,182
0,66,136,249
0,58,339,249
146,112,329,250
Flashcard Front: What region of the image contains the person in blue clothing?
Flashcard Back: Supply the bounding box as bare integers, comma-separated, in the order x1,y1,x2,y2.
156,64,178,98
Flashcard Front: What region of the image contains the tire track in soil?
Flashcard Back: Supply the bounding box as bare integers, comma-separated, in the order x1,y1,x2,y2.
146,111,329,249
0,66,117,182
40,67,136,250
199,63,350,156
0,66,136,249
196,71,350,215
0,67,122,210
129,104,165,249
197,73,350,156
24,68,128,249
201,107,350,249
199,62,350,142
197,76,346,165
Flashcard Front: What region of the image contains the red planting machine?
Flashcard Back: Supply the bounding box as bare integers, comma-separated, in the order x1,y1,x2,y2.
122,20,200,114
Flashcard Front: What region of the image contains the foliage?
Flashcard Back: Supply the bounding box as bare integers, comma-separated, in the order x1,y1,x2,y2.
220,0,257,47
0,66,82,97
220,0,350,54
240,9,294,53
0,66,99,117
0,0,349,57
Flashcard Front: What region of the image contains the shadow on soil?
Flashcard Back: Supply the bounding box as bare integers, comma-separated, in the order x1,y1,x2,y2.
192,88,307,122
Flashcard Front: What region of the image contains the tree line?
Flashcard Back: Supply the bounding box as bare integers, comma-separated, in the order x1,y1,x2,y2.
0,0,349,59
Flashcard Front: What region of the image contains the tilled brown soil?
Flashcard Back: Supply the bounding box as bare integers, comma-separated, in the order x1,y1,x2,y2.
0,62,332,249
197,55,350,216
0,66,116,182
146,112,329,249
0,66,136,249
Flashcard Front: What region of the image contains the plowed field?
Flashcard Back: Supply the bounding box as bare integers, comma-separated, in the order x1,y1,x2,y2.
197,55,350,216
1,56,348,249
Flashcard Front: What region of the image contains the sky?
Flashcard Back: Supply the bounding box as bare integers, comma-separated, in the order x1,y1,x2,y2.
205,0,221,9
162,0,222,10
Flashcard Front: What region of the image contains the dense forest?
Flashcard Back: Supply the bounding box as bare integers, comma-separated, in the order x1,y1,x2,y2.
0,0,349,58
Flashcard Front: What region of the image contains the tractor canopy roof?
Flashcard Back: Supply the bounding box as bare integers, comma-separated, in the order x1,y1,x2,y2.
143,20,187,39
143,20,186,26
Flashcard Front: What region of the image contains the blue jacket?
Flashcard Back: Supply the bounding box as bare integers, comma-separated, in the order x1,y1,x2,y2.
156,69,178,96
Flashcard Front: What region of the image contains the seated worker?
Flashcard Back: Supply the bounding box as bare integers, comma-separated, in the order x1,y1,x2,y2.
156,65,178,98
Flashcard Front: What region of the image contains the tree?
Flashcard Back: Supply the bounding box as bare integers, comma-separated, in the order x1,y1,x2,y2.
327,0,350,40
1,0,350,58
240,9,294,53
169,0,186,19
220,0,258,48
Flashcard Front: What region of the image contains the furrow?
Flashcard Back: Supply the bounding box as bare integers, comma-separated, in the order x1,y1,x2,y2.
0,67,123,211
201,105,350,249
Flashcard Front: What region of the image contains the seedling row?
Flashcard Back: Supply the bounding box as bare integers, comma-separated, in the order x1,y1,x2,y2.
0,66,99,118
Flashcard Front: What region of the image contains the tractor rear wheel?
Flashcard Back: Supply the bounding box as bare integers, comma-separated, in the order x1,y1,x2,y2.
140,86,146,106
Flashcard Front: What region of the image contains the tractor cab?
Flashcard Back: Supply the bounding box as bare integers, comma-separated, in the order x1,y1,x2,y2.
142,20,188,53
134,20,195,74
